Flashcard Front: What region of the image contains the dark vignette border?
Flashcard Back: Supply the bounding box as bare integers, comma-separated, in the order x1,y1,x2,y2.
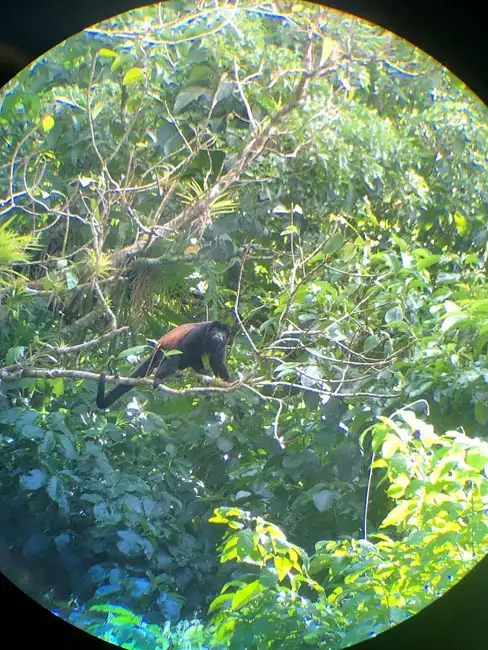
0,1,487,649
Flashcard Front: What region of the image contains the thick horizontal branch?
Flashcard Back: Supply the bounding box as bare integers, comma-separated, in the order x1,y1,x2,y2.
0,366,239,396
43,326,129,354
0,366,395,405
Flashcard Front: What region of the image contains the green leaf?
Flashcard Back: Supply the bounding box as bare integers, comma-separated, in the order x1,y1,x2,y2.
474,400,488,426
323,233,345,255
99,48,118,58
466,299,488,315
466,448,488,471
0,407,26,424
94,502,121,525
407,381,433,398
187,45,212,63
236,530,255,560
42,115,55,132
312,489,335,512
454,212,470,235
164,133,185,156
110,56,124,72
217,438,233,453
385,306,404,323
280,225,299,236
21,424,44,438
417,254,441,270
20,469,47,490
47,475,59,500
320,36,335,65
385,320,410,331
381,500,415,528
388,484,406,498
92,102,104,121
441,314,468,333
274,556,292,581
273,204,290,214
122,67,144,85
381,436,399,459
188,64,215,83
174,86,210,113
59,434,77,459
39,430,55,454
363,335,380,351
116,345,150,359
231,580,262,610
208,593,233,613
6,346,26,364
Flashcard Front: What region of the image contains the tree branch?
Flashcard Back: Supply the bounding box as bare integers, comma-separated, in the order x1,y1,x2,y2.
41,326,129,354
0,366,240,396
112,40,334,266
256,379,397,400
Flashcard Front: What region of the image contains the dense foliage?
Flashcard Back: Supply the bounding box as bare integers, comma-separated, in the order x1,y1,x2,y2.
1,1,488,648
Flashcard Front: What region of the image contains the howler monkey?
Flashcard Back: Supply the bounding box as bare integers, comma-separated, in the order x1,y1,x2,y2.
96,320,232,409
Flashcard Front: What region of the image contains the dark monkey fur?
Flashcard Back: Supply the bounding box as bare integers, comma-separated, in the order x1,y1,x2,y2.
96,320,231,409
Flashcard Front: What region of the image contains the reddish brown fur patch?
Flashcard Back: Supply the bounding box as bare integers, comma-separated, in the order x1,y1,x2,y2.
157,321,210,350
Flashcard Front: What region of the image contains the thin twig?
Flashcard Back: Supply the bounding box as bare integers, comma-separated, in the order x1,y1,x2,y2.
243,383,285,448
256,379,397,399
233,58,255,130
234,243,258,355
93,281,117,330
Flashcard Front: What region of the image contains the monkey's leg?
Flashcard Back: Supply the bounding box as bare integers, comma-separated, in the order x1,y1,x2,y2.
153,355,181,387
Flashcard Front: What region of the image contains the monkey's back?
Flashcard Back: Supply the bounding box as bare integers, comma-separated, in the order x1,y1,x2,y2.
157,322,212,351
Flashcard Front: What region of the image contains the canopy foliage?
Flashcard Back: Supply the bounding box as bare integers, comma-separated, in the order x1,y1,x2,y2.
1,2,488,648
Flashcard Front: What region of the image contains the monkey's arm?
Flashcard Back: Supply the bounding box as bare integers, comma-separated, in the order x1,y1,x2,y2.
96,348,163,409
209,349,231,381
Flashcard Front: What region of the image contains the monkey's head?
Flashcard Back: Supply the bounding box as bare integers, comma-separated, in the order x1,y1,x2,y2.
209,321,231,343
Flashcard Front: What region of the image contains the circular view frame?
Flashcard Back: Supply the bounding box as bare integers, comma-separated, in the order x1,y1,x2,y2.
1,2,488,649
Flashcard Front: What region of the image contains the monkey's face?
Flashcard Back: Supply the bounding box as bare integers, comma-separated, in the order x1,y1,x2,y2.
210,327,229,344
210,321,230,338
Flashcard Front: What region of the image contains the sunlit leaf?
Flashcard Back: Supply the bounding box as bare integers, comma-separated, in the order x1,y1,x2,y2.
441,314,468,332
42,115,55,132
122,67,144,85
381,500,416,528
99,48,118,58
231,580,262,609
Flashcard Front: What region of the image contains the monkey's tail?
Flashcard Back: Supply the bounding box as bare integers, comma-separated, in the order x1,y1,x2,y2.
96,350,162,409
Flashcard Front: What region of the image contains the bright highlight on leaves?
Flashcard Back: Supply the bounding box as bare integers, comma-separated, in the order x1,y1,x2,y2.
99,48,118,58
42,115,55,132
122,67,144,85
